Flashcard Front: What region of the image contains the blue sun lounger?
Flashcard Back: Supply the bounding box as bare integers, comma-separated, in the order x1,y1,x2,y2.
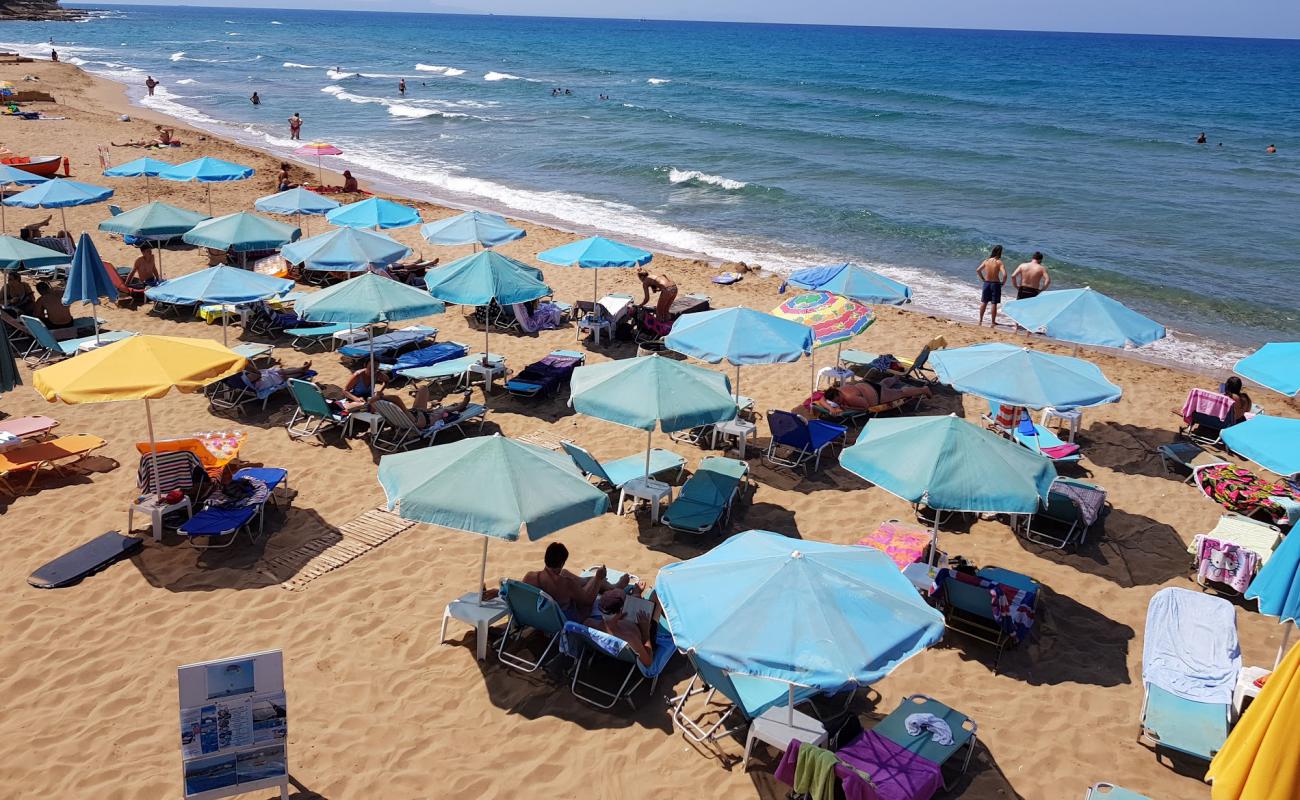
384,341,468,374
19,315,135,366
1084,783,1151,800
178,467,288,548
670,651,822,744
505,350,585,399
286,322,355,352
285,379,346,441
338,326,438,361
496,580,568,673
398,352,503,387
662,456,750,534
564,618,675,709
560,440,685,490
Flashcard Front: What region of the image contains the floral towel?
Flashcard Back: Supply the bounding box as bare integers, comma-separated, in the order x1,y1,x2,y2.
857,521,932,571
1197,464,1300,525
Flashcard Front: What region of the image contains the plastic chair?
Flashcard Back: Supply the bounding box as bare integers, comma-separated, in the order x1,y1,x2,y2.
496,580,568,673
284,379,346,441
560,440,685,490
763,410,846,472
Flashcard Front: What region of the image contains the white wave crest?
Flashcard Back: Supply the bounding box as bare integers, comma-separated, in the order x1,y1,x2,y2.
169,51,185,61
175,78,198,85
388,105,438,119
320,85,377,104
647,77,672,85
668,168,748,190
326,69,357,80
227,33,241,36
415,64,468,76
322,86,480,120
283,62,316,69
443,68,466,77
270,20,282,24
483,71,536,82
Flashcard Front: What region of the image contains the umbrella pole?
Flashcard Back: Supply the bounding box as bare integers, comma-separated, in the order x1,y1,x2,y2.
157,243,165,282
368,327,376,394
810,351,817,395
92,304,101,344
1,197,6,234
221,308,228,346
734,364,741,405
145,398,163,500
644,429,652,479
59,207,68,236
317,155,323,187
144,173,151,201
206,185,213,216
788,683,795,726
592,270,599,314
1277,624,1293,670
478,536,489,599
482,323,492,402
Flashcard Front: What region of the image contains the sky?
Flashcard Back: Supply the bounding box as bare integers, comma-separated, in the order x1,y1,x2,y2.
80,0,1300,40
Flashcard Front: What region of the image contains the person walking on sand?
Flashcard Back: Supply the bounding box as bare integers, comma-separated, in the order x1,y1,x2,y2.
398,78,406,96
976,245,1006,327
145,76,158,96
1011,251,1051,300
288,112,302,141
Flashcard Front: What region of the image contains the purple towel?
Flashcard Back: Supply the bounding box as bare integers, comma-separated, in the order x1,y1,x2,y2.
836,732,942,800
775,739,879,800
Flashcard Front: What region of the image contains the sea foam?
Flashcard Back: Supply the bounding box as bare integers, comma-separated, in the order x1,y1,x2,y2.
647,77,672,85
415,64,466,76
668,168,748,190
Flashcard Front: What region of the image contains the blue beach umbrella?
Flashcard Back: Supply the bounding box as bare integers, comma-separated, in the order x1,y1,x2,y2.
1245,530,1300,667
2,178,113,235
145,265,293,344
0,163,48,234
666,306,813,402
254,187,339,236
102,156,172,199
378,434,609,593
1235,343,1300,398
1221,415,1300,478
782,262,912,305
181,211,300,253
538,235,652,309
280,226,411,273
61,233,118,343
0,235,70,271
158,157,255,215
98,201,210,280
326,196,421,230
0,318,19,395
1002,287,1165,350
420,210,525,250
655,530,944,718
930,342,1123,410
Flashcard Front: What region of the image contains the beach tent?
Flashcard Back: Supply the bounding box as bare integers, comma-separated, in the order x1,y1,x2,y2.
665,306,812,404
61,234,118,343
929,343,1123,410
420,210,525,251
781,262,912,305
538,236,652,311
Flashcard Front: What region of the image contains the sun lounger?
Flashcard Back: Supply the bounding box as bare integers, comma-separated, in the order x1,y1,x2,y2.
245,301,305,338
1176,388,1239,447
0,415,59,441
1017,478,1107,550
764,410,846,472
177,467,288,548
398,352,504,389
662,456,750,534
505,350,585,399
338,325,437,362
1194,463,1300,529
857,519,936,570
560,440,685,491
104,261,147,307
1084,783,1151,800
496,579,568,673
383,341,468,375
27,531,143,589
1157,441,1229,483
19,315,134,366
0,434,107,496
230,342,275,365
1185,513,1282,571
670,651,822,744
563,618,675,709
940,566,1039,671
370,398,487,452
285,379,346,441
210,369,318,414
285,322,353,352
841,336,945,384
985,402,1080,463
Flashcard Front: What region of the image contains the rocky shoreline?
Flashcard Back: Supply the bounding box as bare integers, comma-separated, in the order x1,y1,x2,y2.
0,0,86,21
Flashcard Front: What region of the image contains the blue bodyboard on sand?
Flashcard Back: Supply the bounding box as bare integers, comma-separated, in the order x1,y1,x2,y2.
28,531,143,589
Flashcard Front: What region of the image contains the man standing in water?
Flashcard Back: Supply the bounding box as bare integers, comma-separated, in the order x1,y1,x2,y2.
145,76,158,96
1011,252,1051,299
976,245,1006,327
288,112,302,141
398,78,406,96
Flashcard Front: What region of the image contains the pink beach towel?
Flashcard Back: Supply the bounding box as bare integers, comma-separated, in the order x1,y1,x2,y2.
1181,389,1234,425
857,521,933,571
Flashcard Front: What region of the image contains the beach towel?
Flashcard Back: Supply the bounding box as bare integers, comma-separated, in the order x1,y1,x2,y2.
207,476,269,510
792,742,842,800
1142,587,1240,704
1181,388,1234,425
559,620,674,678
510,302,565,332
776,740,879,800
1197,464,1300,526
0,432,21,453
904,714,953,746
712,271,742,285
1193,536,1259,594
857,521,932,571
940,569,1038,643
1051,480,1107,526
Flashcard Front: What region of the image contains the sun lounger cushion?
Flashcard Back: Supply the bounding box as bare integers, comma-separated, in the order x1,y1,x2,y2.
286,322,351,339
0,435,105,474
1143,683,1229,761
857,521,933,571
27,531,143,589
338,326,436,358
387,342,467,373
399,352,502,381
1142,587,1239,704
0,416,58,440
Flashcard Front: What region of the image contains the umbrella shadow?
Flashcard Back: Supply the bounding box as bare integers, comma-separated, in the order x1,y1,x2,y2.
1016,508,1189,588
630,498,802,560
1082,421,1184,477
989,584,1135,687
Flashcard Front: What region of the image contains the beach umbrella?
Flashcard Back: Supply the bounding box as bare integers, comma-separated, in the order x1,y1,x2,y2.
255,187,339,236
1002,287,1165,351
325,196,421,230
0,81,14,96
378,434,609,594
296,272,444,385
280,226,410,273
1235,343,1300,398
1245,532,1300,668
1,178,113,236
570,353,736,478
157,157,255,215
772,290,874,392
293,141,342,186
656,530,944,721
1221,415,1300,479
0,321,19,395
665,306,812,404
102,156,172,200
0,162,48,234
537,235,652,311
781,262,912,305
420,210,525,251
181,211,301,266
98,200,210,280
61,234,118,343
145,266,293,345
930,342,1123,410
1206,641,1300,798
0,235,70,271
31,335,245,497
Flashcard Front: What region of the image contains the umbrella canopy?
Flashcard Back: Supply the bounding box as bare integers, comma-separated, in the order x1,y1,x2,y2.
1235,343,1300,398
181,211,300,252
296,271,444,324
842,415,1058,514
666,306,813,366
294,141,343,157
145,265,293,307
97,201,209,240
1246,532,1300,628
424,250,549,307
420,210,525,249
0,177,110,209
1002,287,1166,349
537,236,652,268
0,162,48,187
0,235,70,270
157,157,255,184
61,233,118,314
771,290,874,349
930,343,1123,410
325,197,421,230
280,226,410,272
656,530,944,693
1206,640,1300,799
102,156,172,178
1221,415,1300,478
0,322,19,394
254,187,340,216
782,262,912,305
570,353,736,433
32,334,245,403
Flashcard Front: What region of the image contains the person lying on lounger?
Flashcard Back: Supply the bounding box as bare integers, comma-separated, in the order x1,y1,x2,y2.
807,380,931,417
243,361,313,392
370,385,473,428
596,588,664,668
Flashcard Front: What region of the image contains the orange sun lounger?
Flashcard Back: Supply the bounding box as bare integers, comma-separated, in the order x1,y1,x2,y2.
0,435,107,496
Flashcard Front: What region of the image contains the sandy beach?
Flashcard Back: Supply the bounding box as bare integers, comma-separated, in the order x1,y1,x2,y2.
0,59,1295,800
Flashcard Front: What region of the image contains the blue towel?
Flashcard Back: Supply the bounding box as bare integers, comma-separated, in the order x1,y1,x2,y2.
1142,587,1240,705
560,621,675,678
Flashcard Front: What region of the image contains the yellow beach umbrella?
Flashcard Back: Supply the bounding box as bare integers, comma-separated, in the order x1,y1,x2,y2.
33,335,245,496
1206,642,1300,799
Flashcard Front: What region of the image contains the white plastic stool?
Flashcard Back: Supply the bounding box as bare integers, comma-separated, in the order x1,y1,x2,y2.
1040,407,1083,442
742,705,827,770
440,592,509,661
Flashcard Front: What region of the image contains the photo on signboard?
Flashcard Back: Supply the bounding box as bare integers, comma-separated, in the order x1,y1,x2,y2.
183,753,239,796
236,743,288,783
206,659,256,699
251,693,288,744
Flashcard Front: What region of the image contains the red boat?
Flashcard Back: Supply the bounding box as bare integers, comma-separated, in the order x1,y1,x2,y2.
1,155,63,177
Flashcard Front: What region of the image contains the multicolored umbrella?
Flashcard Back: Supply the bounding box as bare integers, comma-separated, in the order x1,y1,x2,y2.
293,141,343,186
772,290,874,391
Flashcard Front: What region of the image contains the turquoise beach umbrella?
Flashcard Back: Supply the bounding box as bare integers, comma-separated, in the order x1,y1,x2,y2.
420,210,525,250
254,188,339,235
378,434,610,593
538,235,652,309
665,306,812,402
1221,415,1300,478
181,211,300,253
280,226,410,273
0,163,47,234
1236,343,1300,398
145,265,293,344
1245,530,1300,667
930,343,1123,410
326,196,421,230
656,530,944,718
1002,287,1165,350
2,178,113,234
102,156,172,199
61,233,118,343
0,235,70,271
97,201,209,240
782,262,912,305
158,157,255,214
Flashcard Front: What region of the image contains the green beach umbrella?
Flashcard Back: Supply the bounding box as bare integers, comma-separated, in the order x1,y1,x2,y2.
0,235,71,272
181,211,301,255
98,201,211,280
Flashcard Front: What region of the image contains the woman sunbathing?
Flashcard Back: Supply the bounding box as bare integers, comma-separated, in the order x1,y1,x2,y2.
371,386,473,429
243,361,313,392
807,379,931,417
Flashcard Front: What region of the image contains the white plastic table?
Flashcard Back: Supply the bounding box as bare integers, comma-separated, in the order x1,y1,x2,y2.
712,418,757,457
1233,665,1272,719
440,591,510,661
619,476,674,523
1040,407,1083,442
575,315,612,345
466,360,507,393
332,328,373,347
129,495,193,542
743,705,827,770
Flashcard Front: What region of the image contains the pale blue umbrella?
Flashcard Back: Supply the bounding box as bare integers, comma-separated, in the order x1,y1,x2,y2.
1002,287,1166,350
145,265,293,344
1245,531,1300,667
102,156,172,199
781,262,912,305
538,235,652,309
181,211,300,254
2,178,113,234
1221,415,1300,478
61,233,118,343
0,162,48,234
379,434,609,594
158,157,255,215
1236,343,1300,398
280,226,410,273
420,210,525,251
0,235,69,271
666,306,812,403
326,196,421,230
656,530,944,719
930,343,1123,410
98,201,210,280
254,187,339,236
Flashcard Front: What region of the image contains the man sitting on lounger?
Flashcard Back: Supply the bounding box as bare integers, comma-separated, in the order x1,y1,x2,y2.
34,281,75,329
484,542,630,622
339,367,388,412
370,385,473,429
127,244,161,287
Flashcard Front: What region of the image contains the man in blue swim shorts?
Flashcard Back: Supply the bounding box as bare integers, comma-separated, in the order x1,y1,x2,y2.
976,244,1006,327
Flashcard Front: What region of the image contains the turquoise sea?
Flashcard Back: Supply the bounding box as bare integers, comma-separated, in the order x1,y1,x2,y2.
3,6,1299,363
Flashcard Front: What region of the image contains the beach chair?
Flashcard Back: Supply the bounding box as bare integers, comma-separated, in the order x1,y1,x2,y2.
565,619,674,710
856,519,936,570
284,379,346,441
1177,388,1237,447
398,353,505,391
841,336,945,384
0,434,107,496
338,326,437,363
385,341,468,376
1084,783,1151,800
19,315,134,366
177,467,288,549
560,440,685,490
940,566,1039,671
505,350,585,399
1017,478,1107,550
670,651,822,744
0,415,59,441
496,580,568,673
104,261,147,307
1157,441,1228,483
985,402,1081,463
136,449,208,499
670,396,755,447
1185,514,1282,588
370,399,487,452
842,694,979,791
286,322,354,352
662,456,751,534
209,369,317,414
763,410,847,472
245,301,303,338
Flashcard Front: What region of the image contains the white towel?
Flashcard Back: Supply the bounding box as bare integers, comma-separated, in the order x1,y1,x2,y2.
904,712,953,746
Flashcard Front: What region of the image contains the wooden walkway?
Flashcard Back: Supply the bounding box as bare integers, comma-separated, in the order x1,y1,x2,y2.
260,507,414,591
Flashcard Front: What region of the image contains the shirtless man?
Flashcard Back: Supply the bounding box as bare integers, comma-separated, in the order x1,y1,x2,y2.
128,245,161,286
596,589,663,668
636,267,677,322
1010,252,1051,300
485,542,628,620
34,281,74,329
976,245,1006,327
